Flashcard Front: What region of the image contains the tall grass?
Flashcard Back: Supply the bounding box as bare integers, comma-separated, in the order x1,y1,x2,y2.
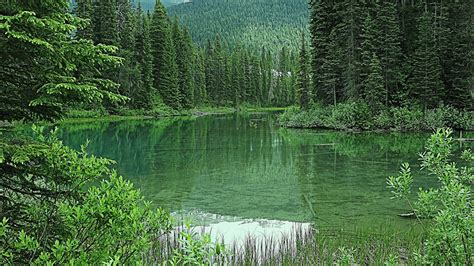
145,222,424,265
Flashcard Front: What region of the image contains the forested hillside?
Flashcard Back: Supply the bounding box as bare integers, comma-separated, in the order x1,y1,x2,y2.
168,0,310,52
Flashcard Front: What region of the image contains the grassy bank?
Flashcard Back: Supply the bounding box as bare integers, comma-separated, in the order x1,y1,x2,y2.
278,103,473,131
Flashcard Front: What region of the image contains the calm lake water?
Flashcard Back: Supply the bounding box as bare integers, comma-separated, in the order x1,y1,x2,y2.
57,113,471,232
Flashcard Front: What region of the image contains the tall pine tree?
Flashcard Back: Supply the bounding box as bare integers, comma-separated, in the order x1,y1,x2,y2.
297,32,311,109
172,19,194,108
408,7,444,109
150,0,181,109
365,53,385,112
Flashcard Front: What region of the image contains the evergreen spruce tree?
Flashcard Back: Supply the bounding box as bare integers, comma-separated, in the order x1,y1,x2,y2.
321,29,340,106
408,8,444,109
117,0,140,103
365,53,385,112
259,47,274,105
265,49,274,105
150,0,181,109
230,47,243,106
443,1,472,109
359,12,379,96
242,50,252,103
134,7,155,109
0,0,125,120
296,32,311,109
92,0,119,46
172,19,194,108
374,0,403,105
287,51,297,105
223,51,233,105
250,55,262,105
338,0,363,101
309,0,331,103
193,49,207,105
74,0,94,39
213,36,226,105
204,40,216,104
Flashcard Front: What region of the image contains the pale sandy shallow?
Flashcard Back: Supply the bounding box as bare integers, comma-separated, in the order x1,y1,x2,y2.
172,211,312,248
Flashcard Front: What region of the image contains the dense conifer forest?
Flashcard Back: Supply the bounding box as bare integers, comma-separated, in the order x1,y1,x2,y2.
305,0,472,109
0,0,298,122
167,0,310,52
285,0,473,130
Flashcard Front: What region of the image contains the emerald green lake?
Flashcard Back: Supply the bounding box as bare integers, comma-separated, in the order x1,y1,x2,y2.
57,113,470,232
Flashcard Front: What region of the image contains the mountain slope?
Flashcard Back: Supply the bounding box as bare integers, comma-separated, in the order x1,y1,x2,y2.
167,0,310,52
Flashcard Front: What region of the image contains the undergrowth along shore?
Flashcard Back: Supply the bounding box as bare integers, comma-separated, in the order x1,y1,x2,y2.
0,105,287,128
146,222,423,265
62,105,287,123
278,103,473,131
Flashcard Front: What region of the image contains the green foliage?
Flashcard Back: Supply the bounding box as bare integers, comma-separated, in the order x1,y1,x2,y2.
387,163,413,199
296,32,311,109
279,104,473,131
65,108,108,119
387,128,473,264
364,53,385,112
390,107,424,131
0,1,126,121
150,1,181,109
407,8,444,109
0,127,171,264
334,247,356,265
304,1,472,124
172,19,195,109
169,223,225,265
131,0,186,10
67,0,300,115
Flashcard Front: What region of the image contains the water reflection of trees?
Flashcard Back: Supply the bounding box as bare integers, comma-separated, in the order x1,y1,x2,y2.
58,118,190,209
58,115,471,226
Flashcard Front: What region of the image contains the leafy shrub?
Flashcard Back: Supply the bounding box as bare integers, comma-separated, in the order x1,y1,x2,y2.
169,223,225,265
326,103,359,130
390,107,424,131
373,109,392,130
387,128,473,264
0,126,171,264
279,103,471,131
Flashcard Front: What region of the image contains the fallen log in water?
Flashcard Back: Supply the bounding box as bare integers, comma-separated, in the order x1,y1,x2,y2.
398,212,417,219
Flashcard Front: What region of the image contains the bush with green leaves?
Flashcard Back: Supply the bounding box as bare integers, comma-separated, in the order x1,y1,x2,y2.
0,126,171,264
387,128,473,264
169,222,225,265
279,104,473,131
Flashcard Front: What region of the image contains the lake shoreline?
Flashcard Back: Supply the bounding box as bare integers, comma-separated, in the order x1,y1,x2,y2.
0,106,288,129
59,106,288,124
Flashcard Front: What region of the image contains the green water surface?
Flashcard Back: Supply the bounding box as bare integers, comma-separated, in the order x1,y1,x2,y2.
57,113,471,231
